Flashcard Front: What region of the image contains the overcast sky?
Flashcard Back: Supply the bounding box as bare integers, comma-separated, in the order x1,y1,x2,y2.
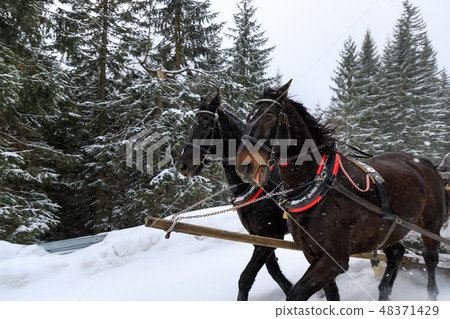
210,0,450,111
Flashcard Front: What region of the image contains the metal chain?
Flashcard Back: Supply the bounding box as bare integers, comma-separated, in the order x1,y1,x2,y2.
164,182,296,237
171,185,293,222
164,186,234,235
175,184,234,216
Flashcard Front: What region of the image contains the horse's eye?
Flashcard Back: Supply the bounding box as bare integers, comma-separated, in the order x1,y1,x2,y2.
265,114,274,122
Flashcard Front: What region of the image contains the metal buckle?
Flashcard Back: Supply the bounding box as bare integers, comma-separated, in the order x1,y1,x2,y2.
267,158,276,168
202,156,213,168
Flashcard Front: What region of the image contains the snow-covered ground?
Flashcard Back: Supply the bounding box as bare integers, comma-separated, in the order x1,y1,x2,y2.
1,205,449,302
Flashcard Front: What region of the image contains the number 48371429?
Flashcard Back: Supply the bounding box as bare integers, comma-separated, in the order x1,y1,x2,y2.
379,305,439,316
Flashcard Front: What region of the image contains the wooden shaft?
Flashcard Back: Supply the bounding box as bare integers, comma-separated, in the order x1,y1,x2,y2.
146,217,299,250
145,217,420,264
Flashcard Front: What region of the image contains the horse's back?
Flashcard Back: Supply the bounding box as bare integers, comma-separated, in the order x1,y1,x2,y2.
368,152,446,225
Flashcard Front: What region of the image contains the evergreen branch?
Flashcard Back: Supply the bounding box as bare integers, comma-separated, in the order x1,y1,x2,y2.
138,60,218,79
0,131,66,156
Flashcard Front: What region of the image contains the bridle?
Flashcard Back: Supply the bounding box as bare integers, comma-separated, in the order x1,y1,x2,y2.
241,98,335,178
241,98,291,169
183,109,221,168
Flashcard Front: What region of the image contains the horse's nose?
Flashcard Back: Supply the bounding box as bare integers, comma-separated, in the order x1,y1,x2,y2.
176,161,189,176
236,161,254,184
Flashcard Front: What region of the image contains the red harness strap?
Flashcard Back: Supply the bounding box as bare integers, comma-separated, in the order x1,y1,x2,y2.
316,154,326,174
241,187,264,205
289,195,323,213
287,153,340,213
279,156,290,168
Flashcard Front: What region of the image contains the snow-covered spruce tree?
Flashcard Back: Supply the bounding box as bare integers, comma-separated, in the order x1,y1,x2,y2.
225,0,276,115
437,69,450,144
328,37,359,155
142,0,225,108
329,30,384,156
352,30,383,155
152,0,224,71
135,0,233,221
376,0,448,162
50,0,163,232
0,0,67,243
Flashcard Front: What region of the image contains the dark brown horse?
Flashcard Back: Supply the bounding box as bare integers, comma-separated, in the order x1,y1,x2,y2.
176,91,293,300
235,80,447,301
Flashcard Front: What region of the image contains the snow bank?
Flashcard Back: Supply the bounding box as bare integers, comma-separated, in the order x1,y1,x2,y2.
0,206,449,301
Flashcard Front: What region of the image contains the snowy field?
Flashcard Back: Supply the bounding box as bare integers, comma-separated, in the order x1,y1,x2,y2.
1,206,450,318
1,205,450,302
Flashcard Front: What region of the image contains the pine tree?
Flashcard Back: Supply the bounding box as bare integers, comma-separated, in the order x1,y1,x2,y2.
328,36,359,154
50,0,157,232
225,0,275,114
352,30,383,153
47,0,231,234
329,1,449,162
376,0,448,161
136,0,230,220
152,0,224,71
0,0,66,243
435,69,450,159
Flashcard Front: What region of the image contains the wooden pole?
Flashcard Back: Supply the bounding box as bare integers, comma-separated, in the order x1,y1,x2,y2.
145,217,422,265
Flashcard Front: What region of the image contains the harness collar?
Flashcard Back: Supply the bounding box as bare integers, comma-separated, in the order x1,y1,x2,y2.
228,185,265,207
279,153,340,214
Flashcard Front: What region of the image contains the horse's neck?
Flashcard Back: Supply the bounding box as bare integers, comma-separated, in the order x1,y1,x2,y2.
282,121,322,191
281,150,318,191
280,104,323,190
217,109,248,194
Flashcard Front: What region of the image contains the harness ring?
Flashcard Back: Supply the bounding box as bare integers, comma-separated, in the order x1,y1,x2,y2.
202,156,213,168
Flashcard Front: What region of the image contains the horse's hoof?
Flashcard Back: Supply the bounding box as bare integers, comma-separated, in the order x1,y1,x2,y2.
427,295,437,301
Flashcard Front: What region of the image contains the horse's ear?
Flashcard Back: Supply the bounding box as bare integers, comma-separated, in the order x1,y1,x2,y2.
210,88,222,109
276,80,292,99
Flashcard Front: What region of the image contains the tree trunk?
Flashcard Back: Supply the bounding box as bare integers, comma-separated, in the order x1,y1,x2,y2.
94,0,109,231
174,3,181,69
99,0,108,102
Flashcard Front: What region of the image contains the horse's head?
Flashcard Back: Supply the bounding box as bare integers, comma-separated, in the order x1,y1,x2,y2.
176,90,222,177
235,80,294,186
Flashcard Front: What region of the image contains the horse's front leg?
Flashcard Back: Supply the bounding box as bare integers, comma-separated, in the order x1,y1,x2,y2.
303,252,340,300
286,255,348,301
265,251,293,295
237,245,276,301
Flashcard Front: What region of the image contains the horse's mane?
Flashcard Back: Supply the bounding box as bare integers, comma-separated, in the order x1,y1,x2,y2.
199,95,246,139
218,107,246,139
261,87,335,147
288,98,336,146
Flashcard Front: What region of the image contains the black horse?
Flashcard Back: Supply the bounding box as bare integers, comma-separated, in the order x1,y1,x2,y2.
176,91,292,300
235,81,447,301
